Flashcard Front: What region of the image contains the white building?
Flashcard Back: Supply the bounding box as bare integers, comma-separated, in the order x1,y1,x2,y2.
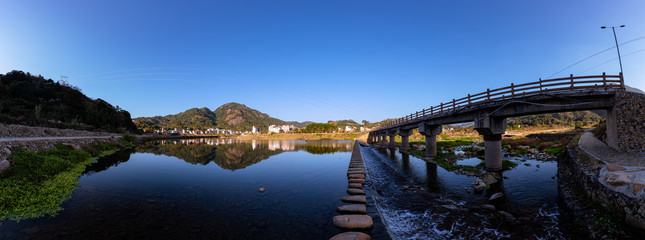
252,126,261,134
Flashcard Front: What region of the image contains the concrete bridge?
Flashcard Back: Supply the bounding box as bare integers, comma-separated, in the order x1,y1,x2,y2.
368,73,625,171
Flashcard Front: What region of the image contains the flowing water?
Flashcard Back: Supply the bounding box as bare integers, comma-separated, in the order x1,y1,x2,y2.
361,144,567,239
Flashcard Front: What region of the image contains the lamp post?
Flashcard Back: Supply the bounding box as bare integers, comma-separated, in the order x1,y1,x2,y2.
601,25,625,74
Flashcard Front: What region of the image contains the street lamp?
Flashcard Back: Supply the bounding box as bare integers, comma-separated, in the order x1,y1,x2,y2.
601,25,625,74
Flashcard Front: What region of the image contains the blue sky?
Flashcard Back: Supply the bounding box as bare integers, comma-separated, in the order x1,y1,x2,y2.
1,0,644,123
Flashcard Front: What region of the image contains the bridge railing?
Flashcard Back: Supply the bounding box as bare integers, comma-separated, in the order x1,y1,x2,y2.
377,73,624,130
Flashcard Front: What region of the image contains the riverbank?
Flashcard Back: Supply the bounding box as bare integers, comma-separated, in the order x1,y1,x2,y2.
234,132,368,141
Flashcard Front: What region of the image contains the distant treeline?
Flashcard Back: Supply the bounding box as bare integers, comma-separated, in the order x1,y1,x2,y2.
0,70,139,133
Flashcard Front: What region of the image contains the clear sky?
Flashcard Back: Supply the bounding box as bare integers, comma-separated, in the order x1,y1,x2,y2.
1,0,644,123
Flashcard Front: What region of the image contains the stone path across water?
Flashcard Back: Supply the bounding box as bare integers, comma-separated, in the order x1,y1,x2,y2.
578,131,645,167
330,141,374,240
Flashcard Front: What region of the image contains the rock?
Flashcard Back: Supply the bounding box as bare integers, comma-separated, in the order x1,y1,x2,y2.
336,204,367,214
633,182,645,195
441,204,459,210
330,231,371,240
472,178,486,192
606,173,632,186
2,147,11,156
349,178,366,184
348,174,365,179
518,145,530,149
606,164,627,172
480,204,496,211
348,183,363,189
333,215,373,229
489,192,504,201
348,171,366,175
258,188,266,193
535,164,540,168
342,195,367,203
473,146,485,156
0,160,10,172
347,188,365,195
496,211,516,223
483,175,497,185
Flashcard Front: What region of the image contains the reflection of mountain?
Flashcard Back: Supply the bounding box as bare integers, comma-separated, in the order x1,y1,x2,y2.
136,139,284,170
302,145,352,154
83,149,134,175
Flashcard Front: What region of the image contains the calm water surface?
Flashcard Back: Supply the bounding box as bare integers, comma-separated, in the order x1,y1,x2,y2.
0,139,357,239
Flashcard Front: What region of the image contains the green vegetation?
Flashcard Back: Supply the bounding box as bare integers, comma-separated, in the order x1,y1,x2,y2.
545,146,566,156
301,123,338,133
0,70,139,133
0,136,137,222
507,111,602,128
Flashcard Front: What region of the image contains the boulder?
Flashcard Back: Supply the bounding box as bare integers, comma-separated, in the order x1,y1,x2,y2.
489,192,504,202
496,211,516,223
480,204,496,211
342,195,367,203
473,146,485,156
336,204,367,214
483,175,497,185
349,178,366,184
333,215,373,229
633,182,645,195
347,188,366,195
472,178,486,192
348,183,363,189
0,160,10,172
330,231,371,240
606,173,632,186
258,188,266,193
606,164,627,172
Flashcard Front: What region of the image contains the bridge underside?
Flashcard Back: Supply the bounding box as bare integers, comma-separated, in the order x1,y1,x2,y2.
369,89,620,171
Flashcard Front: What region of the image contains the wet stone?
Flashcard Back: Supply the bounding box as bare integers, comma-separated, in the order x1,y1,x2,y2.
348,183,363,189
348,174,365,179
342,195,366,204
333,215,373,229
347,188,366,195
336,204,367,214
330,231,371,240
348,171,366,175
606,163,627,172
480,204,496,211
349,178,365,184
489,192,504,202
0,160,10,172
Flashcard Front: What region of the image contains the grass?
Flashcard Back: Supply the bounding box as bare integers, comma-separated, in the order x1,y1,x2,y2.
0,135,136,222
475,159,518,170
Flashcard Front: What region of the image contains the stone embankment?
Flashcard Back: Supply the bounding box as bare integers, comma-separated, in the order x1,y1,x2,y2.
330,141,372,240
0,124,122,174
560,130,645,237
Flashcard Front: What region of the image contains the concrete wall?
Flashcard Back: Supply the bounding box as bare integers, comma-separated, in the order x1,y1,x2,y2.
615,90,645,153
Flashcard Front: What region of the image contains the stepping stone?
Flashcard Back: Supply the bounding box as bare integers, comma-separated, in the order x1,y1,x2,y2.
349,178,365,184
349,165,363,168
348,174,365,179
348,167,364,171
330,231,371,240
333,215,373,229
342,195,366,203
348,171,365,175
336,204,367,214
348,183,363,189
347,188,365,195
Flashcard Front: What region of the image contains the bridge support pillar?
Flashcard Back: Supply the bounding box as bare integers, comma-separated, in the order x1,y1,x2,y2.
419,123,442,157
606,107,618,150
475,116,507,171
387,131,397,148
398,129,414,150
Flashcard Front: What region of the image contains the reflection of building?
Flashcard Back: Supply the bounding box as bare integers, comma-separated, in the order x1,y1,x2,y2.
268,124,297,133
267,140,296,151
252,126,261,134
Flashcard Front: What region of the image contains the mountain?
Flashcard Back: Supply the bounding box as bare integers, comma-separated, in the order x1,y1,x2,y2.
0,70,139,133
327,119,360,128
214,102,285,131
134,102,311,132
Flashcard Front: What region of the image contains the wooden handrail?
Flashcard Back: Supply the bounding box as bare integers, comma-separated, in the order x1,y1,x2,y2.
372,73,624,131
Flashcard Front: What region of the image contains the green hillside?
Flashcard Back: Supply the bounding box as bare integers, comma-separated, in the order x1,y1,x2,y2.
214,102,285,131
0,70,139,133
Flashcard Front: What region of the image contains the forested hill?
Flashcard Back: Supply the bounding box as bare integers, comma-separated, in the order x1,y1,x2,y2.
134,102,308,132
0,70,139,133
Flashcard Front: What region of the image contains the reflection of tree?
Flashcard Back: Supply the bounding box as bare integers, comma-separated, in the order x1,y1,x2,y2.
136,140,283,170
83,149,134,175
302,145,347,154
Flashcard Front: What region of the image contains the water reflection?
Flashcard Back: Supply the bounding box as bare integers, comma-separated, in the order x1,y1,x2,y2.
135,138,353,170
